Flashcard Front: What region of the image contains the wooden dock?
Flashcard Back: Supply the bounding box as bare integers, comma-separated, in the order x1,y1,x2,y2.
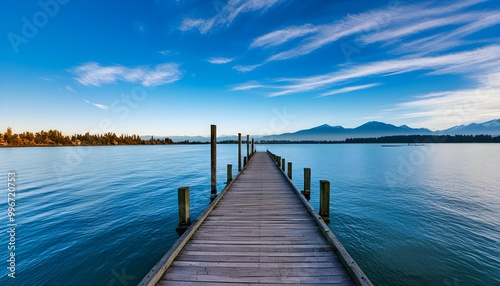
140,151,371,285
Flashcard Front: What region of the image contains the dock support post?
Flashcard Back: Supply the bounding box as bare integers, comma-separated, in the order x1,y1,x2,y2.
303,168,311,200
246,134,249,160
243,156,247,167
210,125,217,201
287,162,292,179
277,156,281,168
238,133,242,172
251,138,254,156
227,164,232,183
319,180,330,223
176,186,191,235
281,158,285,172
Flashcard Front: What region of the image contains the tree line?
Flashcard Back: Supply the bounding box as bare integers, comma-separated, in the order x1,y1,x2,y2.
0,127,174,146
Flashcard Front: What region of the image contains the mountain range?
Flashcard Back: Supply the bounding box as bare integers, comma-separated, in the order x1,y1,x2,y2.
260,119,500,141
145,119,500,142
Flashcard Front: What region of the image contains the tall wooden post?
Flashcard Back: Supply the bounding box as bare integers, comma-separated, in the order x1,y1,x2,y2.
210,125,217,201
281,158,285,172
277,156,281,168
303,168,311,200
319,180,330,222
251,138,254,155
246,134,249,159
238,133,242,172
176,186,191,235
243,156,247,167
287,162,293,179
227,164,232,183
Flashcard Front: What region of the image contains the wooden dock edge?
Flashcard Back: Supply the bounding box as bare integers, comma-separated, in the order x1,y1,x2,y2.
138,153,257,286
266,151,373,286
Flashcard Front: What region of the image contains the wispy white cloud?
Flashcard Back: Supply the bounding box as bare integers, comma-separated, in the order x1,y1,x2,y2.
319,83,382,97
239,45,500,97
384,86,500,130
83,99,109,110
207,57,234,64
179,0,283,33
230,81,266,91
392,11,500,55
233,64,262,72
65,85,76,93
158,50,172,55
243,0,495,68
359,13,479,45
250,24,318,49
69,62,184,87
372,53,500,130
179,18,205,31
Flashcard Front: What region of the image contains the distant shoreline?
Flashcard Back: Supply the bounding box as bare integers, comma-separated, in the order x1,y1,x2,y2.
2,139,499,148
2,127,499,147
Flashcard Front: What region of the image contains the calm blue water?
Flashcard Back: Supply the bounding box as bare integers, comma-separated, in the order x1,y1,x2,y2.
0,144,499,285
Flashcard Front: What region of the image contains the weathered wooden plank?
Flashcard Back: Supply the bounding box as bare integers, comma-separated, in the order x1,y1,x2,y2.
180,250,334,257
163,272,349,284
164,265,343,277
174,254,339,263
171,260,345,269
183,244,335,253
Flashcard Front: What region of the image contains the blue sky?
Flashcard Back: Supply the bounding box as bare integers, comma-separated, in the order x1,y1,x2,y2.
1,0,500,137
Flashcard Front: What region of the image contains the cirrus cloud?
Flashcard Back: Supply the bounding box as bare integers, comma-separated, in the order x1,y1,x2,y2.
207,57,234,64
69,62,184,87
179,0,284,34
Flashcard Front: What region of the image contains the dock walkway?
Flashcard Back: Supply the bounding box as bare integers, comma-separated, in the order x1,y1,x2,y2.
140,152,371,285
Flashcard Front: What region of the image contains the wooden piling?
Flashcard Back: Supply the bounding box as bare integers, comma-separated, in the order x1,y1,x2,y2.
238,133,242,172
287,162,292,179
175,186,191,235
281,158,285,172
277,156,281,168
243,156,247,167
303,168,311,200
246,134,249,159
210,125,217,201
251,138,254,155
227,164,232,183
319,180,330,223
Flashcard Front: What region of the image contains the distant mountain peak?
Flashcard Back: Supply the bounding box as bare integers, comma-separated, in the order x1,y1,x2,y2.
317,124,332,128
440,118,500,135
356,121,395,129
309,124,345,130
484,119,500,127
